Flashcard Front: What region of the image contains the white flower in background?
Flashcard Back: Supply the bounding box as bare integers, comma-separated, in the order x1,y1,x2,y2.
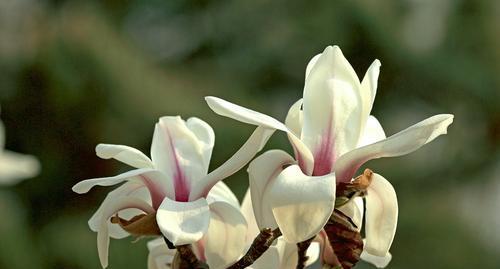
240,190,320,269
73,116,272,268
205,45,453,261
0,112,40,185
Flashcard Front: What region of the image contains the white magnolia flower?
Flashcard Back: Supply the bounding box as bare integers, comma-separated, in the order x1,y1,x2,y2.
146,183,245,269
73,116,272,268
240,190,320,269
204,45,453,257
0,114,40,185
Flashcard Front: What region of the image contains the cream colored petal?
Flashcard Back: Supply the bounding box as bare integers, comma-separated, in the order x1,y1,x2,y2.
147,238,176,269
206,181,239,209
358,60,381,134
96,144,153,169
270,165,336,243
337,196,364,232
284,99,303,137
357,116,386,148
361,249,392,268
0,150,40,185
241,189,260,242
365,174,398,257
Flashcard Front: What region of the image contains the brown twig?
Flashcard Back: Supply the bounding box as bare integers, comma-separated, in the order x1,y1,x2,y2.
296,237,315,269
227,228,282,269
175,244,208,269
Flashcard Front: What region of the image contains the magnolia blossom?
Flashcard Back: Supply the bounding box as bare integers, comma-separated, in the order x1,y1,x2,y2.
205,45,454,261
73,116,272,268
0,114,40,185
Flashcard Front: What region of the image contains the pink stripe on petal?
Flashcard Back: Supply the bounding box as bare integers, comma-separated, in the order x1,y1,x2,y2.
163,125,191,202
312,119,335,176
140,175,166,210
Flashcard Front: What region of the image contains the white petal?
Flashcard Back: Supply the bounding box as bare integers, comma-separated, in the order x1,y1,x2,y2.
241,189,260,242
248,244,281,269
305,242,321,266
88,181,151,239
337,196,364,231
186,117,215,174
96,144,153,169
305,54,322,80
284,99,303,137
206,181,240,209
357,116,386,148
361,250,392,268
365,174,398,257
156,198,210,245
189,126,275,200
248,150,295,230
151,116,207,202
72,168,171,209
0,150,40,185
359,60,381,131
270,165,336,243
97,197,155,268
335,114,454,182
205,96,314,175
205,201,247,269
147,238,176,269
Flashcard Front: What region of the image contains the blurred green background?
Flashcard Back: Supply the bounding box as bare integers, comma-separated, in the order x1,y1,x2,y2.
0,0,499,268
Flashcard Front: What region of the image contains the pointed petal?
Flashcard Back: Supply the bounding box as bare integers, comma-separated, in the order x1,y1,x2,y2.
241,189,260,242
156,198,210,245
96,144,153,169
361,250,392,268
189,126,275,200
186,117,215,174
364,174,398,257
0,150,40,184
284,99,303,137
248,150,295,230
302,46,364,173
205,201,247,269
97,197,155,268
147,238,176,269
305,54,322,80
88,181,151,239
205,96,314,174
151,116,209,201
206,181,239,209
337,196,364,231
357,116,386,148
72,168,171,209
335,114,454,182
270,165,336,243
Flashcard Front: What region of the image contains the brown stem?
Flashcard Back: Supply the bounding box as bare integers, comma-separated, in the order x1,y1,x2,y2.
226,228,282,269
296,237,315,269
175,244,208,269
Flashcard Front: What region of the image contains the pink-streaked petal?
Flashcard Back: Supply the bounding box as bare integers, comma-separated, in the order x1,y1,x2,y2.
88,181,151,239
248,150,295,230
189,126,275,201
270,165,336,243
72,168,171,209
205,201,247,269
335,114,454,182
365,174,398,257
317,229,338,266
96,144,153,169
156,198,210,245
284,99,303,137
205,96,314,175
357,116,386,148
97,197,155,268
151,116,208,202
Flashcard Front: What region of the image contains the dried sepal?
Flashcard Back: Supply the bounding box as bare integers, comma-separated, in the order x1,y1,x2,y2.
335,169,373,207
110,213,161,237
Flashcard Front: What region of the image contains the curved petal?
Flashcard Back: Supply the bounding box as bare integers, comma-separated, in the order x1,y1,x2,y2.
206,181,239,209
97,197,155,268
96,144,153,169
335,114,454,182
305,54,321,80
205,96,314,174
284,99,303,137
365,174,398,257
357,116,386,148
359,60,381,134
361,249,392,268
249,244,281,269
151,116,207,202
156,198,210,245
270,165,336,243
147,238,176,269
248,150,295,230
241,189,260,242
186,117,215,174
72,168,171,209
204,201,247,269
302,46,364,175
88,181,151,239
337,196,364,231
0,150,40,184
189,126,275,200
